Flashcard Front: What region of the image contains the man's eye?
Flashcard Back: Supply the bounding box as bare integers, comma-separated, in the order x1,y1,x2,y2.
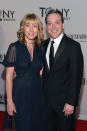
56,21,62,24
47,23,51,25
56,22,60,24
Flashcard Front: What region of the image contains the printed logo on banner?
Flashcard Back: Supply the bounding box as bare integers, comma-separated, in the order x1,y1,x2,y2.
0,94,5,104
39,7,70,20
68,34,87,43
0,53,5,63
82,78,87,85
0,10,16,21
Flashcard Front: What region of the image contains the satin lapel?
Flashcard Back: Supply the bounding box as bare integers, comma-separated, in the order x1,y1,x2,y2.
44,39,50,72
54,35,66,64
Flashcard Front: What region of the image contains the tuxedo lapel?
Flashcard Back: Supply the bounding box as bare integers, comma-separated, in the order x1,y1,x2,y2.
54,35,66,64
44,35,67,72
44,39,50,72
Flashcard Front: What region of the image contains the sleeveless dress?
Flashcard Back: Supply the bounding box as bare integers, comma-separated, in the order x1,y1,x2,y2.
3,41,48,131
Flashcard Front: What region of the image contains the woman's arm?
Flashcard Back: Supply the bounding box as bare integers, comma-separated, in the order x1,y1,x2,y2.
6,67,17,116
40,67,43,77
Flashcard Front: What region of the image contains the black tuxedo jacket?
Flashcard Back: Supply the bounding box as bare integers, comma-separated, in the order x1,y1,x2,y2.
42,34,83,108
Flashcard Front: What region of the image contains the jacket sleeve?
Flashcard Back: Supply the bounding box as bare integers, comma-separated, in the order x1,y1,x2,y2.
66,43,84,106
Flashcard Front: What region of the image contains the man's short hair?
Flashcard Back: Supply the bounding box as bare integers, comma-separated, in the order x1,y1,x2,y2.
45,9,64,24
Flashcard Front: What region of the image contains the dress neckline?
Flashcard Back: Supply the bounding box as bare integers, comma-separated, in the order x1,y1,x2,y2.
24,44,36,62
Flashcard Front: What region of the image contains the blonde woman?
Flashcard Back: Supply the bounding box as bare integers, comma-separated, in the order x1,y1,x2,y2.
3,13,48,131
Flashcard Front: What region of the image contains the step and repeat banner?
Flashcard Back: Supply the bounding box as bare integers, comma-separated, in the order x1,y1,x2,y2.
0,0,87,120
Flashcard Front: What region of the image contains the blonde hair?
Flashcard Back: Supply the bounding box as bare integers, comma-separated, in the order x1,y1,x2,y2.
17,13,44,47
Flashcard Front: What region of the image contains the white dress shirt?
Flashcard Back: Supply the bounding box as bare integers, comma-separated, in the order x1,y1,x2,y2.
46,33,64,68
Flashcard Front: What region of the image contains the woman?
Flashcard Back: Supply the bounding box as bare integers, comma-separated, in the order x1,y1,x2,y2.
3,13,48,131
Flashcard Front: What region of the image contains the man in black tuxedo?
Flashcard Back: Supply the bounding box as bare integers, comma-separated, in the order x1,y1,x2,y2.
42,9,83,131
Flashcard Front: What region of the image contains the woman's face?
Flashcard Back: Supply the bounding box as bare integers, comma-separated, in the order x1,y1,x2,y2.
23,20,39,41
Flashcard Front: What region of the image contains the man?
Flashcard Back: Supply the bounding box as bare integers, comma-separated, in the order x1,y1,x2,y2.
42,9,83,131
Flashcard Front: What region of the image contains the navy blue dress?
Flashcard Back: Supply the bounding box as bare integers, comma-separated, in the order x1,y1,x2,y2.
3,41,48,131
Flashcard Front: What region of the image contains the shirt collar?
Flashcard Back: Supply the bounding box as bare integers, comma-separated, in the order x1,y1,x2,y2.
50,33,64,45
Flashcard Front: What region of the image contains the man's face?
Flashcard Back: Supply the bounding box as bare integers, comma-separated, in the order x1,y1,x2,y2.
46,13,64,39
